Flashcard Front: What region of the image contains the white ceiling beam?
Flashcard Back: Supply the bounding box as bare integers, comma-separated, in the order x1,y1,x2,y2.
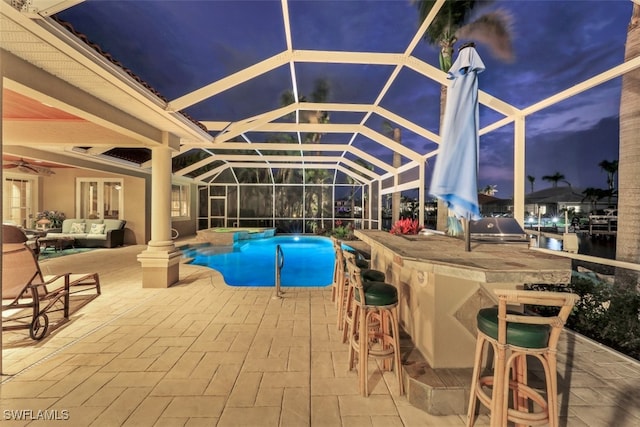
173,154,218,177
281,0,293,51
373,105,441,144
231,122,357,134
404,55,519,118
213,103,298,143
204,155,380,180
404,0,445,56
178,142,393,173
292,49,403,65
194,161,371,184
380,179,423,196
296,102,372,112
169,51,291,110
358,127,422,162
479,116,517,136
522,54,640,117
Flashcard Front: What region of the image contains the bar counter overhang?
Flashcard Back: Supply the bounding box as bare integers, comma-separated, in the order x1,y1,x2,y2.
354,230,572,369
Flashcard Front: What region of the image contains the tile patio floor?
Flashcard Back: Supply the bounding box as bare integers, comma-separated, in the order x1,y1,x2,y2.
1,244,639,426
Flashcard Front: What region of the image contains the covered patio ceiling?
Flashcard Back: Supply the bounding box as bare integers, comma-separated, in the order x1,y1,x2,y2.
1,0,639,206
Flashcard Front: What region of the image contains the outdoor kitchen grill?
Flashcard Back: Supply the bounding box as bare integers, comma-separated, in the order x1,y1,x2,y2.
469,217,529,243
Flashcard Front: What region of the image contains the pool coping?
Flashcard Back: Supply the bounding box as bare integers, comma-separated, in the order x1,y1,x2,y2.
195,227,276,246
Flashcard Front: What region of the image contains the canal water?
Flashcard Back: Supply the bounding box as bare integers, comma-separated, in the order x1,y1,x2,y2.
534,233,616,259
533,232,618,277
536,233,614,258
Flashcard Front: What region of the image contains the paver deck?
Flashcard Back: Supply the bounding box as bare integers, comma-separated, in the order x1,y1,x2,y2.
1,243,639,426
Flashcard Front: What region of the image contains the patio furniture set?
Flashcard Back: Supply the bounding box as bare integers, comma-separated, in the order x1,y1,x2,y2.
330,235,579,427
43,218,127,248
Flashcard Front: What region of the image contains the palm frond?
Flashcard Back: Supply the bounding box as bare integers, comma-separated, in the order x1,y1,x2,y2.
456,9,514,62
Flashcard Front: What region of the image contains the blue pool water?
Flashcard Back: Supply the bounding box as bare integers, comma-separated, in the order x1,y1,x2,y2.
182,236,343,287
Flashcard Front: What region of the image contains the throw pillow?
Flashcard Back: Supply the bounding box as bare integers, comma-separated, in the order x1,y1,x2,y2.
89,223,106,234
70,222,86,233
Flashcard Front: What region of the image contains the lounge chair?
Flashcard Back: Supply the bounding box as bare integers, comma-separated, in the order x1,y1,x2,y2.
2,243,70,339
2,223,40,255
1,242,101,340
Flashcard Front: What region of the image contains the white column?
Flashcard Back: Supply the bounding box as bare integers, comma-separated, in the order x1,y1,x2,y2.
137,132,182,288
377,180,383,230
1,67,5,373
418,161,425,226
513,115,526,226
148,145,173,249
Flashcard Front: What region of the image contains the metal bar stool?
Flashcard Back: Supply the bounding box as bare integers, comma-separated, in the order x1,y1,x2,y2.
466,289,579,427
341,250,386,343
345,254,404,397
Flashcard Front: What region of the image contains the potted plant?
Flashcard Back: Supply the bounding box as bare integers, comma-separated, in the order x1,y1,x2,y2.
34,210,66,229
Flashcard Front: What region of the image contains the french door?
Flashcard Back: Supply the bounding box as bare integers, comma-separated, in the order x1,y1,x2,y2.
3,175,37,227
76,178,123,219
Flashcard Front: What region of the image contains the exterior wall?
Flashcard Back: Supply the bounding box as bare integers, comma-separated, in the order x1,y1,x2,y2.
4,157,205,246
171,183,198,239
41,168,146,245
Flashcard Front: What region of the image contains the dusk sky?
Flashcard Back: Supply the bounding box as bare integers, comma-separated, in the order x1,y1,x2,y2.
55,0,633,199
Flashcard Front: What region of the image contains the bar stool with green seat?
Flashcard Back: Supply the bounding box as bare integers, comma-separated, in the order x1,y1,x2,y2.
345,254,404,397
466,288,579,427
331,237,346,308
341,251,386,343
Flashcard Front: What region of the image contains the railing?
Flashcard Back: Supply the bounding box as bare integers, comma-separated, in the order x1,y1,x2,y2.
274,244,284,299
588,215,617,236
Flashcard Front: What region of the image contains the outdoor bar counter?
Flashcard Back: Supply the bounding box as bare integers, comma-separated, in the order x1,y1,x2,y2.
354,229,572,369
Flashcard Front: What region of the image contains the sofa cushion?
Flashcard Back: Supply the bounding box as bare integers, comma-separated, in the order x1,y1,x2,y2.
86,233,108,240
70,222,86,233
104,219,125,232
85,218,103,228
46,232,86,239
89,223,106,234
62,219,84,233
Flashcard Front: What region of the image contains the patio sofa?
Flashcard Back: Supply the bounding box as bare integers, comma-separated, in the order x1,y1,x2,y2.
45,218,126,248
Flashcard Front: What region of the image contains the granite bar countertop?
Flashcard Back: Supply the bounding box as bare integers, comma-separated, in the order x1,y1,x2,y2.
354,230,572,284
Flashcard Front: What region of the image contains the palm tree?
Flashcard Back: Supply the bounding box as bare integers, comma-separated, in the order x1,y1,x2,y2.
527,175,535,193
598,159,618,191
616,3,640,286
582,187,607,212
279,79,331,226
416,1,513,231
281,78,330,149
541,172,565,188
480,184,498,196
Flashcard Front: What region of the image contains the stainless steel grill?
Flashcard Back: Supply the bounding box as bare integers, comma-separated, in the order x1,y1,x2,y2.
469,218,528,243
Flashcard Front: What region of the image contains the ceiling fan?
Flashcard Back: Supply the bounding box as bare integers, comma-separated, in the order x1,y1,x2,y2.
2,158,55,176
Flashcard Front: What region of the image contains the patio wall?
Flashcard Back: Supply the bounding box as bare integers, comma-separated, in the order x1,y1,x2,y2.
41,168,146,245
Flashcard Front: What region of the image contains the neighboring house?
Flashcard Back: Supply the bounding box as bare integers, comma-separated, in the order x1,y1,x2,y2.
477,194,512,217
524,186,614,217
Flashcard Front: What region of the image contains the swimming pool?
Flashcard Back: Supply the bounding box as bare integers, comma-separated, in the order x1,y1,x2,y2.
182,235,346,287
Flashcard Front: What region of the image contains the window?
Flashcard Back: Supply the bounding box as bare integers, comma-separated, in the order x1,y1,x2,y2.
171,184,189,218
76,178,123,219
3,177,35,227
